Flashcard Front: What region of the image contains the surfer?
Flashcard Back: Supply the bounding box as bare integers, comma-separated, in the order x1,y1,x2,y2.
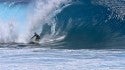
31,32,41,42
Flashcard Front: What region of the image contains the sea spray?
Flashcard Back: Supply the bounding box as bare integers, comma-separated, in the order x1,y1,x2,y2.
0,1,28,43
18,0,71,43
0,20,18,43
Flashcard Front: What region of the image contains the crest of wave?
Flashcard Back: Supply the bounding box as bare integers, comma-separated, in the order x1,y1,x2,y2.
18,0,71,43
93,0,125,19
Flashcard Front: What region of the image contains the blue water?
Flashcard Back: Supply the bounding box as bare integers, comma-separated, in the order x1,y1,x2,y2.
56,0,125,49
0,0,125,48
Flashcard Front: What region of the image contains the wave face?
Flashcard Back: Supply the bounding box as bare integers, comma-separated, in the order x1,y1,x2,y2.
54,0,125,49
1,0,125,49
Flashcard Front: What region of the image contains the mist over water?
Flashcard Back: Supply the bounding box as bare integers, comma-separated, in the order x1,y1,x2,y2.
0,0,71,43
0,0,125,49
20,0,71,43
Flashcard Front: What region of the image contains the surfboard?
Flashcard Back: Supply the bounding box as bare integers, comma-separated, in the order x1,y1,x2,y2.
17,42,40,47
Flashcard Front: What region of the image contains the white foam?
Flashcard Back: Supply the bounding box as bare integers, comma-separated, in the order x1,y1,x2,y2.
0,49,125,70
18,0,71,43
0,0,71,43
0,20,18,43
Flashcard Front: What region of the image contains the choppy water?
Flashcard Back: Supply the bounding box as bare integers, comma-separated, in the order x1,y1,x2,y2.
0,45,125,70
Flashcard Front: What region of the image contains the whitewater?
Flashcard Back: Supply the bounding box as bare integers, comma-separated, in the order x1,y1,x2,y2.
0,48,125,70
0,0,125,70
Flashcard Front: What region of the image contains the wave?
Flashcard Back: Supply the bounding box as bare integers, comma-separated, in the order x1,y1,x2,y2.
1,0,125,49
51,0,125,49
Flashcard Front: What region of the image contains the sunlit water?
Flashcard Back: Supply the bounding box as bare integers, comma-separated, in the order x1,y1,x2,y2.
0,46,125,70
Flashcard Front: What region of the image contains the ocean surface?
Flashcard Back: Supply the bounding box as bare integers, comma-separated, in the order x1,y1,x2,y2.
0,46,125,70
0,0,125,70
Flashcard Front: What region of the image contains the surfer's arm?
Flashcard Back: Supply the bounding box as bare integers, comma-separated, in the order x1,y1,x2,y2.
31,35,35,39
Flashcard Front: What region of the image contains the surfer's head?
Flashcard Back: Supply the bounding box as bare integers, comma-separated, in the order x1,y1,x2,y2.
34,32,37,35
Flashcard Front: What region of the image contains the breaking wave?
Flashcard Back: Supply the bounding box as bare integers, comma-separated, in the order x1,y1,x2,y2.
1,0,125,49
